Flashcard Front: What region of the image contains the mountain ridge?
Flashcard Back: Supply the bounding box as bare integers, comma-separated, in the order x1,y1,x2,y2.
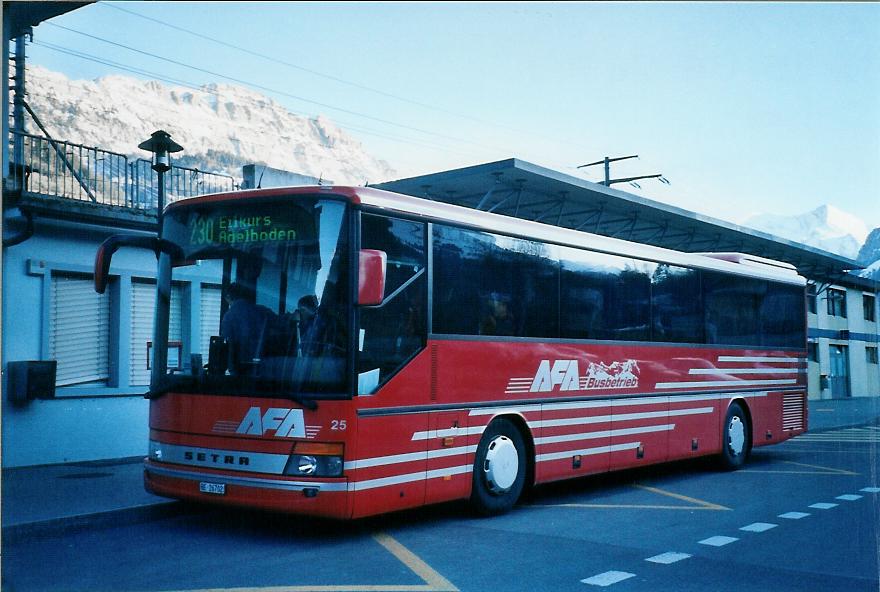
25,65,395,185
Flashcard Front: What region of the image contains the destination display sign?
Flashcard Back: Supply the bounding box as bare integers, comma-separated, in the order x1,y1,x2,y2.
170,201,317,252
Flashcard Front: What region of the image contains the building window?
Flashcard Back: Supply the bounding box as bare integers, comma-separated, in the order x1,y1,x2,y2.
807,283,817,314
50,273,111,387
130,280,183,386
826,288,847,318
864,294,876,323
867,346,879,365
807,341,819,363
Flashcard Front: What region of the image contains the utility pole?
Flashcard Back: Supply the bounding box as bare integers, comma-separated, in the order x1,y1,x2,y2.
11,30,31,190
578,155,669,188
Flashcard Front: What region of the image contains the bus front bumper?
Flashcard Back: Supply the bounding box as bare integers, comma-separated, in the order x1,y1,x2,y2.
144,460,351,519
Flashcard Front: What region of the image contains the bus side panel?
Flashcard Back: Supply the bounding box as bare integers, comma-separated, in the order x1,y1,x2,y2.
534,402,610,484
350,413,428,518
750,389,806,447
667,396,721,460
609,396,670,470
352,349,432,518
424,410,472,506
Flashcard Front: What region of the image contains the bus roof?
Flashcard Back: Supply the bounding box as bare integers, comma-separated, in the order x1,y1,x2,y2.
168,185,805,286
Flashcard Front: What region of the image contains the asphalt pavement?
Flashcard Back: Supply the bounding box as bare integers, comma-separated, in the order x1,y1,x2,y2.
2,396,878,539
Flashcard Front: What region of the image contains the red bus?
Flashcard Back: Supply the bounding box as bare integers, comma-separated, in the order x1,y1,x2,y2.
95,185,808,518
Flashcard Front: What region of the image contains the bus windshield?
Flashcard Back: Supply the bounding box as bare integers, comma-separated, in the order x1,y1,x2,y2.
152,196,350,401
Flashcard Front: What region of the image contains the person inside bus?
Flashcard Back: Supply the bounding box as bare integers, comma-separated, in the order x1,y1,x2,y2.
220,282,277,374
294,294,342,357
479,291,517,336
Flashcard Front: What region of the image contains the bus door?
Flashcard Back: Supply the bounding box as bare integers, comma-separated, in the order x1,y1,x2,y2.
354,213,429,516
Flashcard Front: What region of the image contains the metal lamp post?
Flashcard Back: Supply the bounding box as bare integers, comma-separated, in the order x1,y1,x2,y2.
138,130,183,230
138,131,182,388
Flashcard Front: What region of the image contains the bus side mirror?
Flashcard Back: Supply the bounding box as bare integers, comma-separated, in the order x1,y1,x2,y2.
358,249,386,306
94,235,182,294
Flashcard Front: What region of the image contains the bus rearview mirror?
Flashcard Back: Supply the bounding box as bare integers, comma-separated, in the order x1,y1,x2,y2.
94,235,183,294
358,249,387,306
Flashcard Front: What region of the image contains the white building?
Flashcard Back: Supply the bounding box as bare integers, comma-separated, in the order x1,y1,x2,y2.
807,279,879,399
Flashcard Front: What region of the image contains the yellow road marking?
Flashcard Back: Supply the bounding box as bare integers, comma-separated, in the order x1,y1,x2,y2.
374,532,459,592
632,484,731,510
742,460,858,475
155,532,457,592
535,483,730,511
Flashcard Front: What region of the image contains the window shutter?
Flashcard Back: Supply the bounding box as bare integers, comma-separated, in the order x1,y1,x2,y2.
200,284,222,356
130,281,182,385
50,274,110,387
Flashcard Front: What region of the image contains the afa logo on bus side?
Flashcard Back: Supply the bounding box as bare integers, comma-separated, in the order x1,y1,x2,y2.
528,359,640,393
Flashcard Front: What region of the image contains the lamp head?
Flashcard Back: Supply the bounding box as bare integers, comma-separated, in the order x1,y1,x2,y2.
138,130,183,173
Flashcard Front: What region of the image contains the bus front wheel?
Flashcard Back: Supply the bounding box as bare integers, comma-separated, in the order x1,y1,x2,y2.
719,402,751,470
470,418,527,516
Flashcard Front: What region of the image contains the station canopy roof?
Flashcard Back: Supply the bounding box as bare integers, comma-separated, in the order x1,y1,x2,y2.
4,2,93,39
376,158,864,284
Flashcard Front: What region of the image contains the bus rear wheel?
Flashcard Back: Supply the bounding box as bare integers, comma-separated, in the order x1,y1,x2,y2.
719,402,751,470
470,418,527,516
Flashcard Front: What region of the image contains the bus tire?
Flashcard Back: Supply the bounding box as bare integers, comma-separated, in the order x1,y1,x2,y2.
470,418,527,516
719,402,751,470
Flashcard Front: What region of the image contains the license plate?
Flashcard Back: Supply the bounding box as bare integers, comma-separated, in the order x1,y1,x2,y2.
199,481,226,495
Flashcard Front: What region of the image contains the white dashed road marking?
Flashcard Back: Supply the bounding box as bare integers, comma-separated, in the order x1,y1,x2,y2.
778,511,810,519
860,487,880,493
645,552,692,564
698,536,738,547
581,571,636,587
740,522,777,532
836,494,863,501
808,502,838,510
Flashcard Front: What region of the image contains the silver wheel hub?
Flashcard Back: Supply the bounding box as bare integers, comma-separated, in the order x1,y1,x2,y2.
483,435,519,494
728,416,745,456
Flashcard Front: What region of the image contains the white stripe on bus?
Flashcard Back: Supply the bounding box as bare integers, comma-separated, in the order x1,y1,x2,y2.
411,425,487,441
534,424,675,446
688,368,800,375
468,390,768,417
717,356,800,363
344,444,479,471
532,407,714,429
536,441,641,462
348,465,472,491
655,379,796,389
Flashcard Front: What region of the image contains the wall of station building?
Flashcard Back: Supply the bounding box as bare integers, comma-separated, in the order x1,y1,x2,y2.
806,283,880,400
1,216,224,467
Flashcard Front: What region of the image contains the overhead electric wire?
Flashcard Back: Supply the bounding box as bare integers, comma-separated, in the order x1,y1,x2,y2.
30,40,489,161
100,2,598,154
45,22,516,156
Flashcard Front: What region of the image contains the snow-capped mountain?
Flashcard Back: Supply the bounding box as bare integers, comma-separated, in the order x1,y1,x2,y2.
25,66,395,185
857,228,880,280
743,205,868,261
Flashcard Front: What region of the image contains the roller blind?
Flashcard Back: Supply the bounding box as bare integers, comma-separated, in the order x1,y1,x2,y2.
200,284,222,357
50,274,110,387
131,281,182,385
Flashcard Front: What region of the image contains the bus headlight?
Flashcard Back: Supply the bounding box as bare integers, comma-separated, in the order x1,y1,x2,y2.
297,455,318,475
149,440,164,462
284,443,344,477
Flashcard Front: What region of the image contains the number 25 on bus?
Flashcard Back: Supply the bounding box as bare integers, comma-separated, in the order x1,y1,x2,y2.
94,185,807,519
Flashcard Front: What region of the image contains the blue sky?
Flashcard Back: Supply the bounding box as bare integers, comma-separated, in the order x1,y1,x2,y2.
27,2,880,230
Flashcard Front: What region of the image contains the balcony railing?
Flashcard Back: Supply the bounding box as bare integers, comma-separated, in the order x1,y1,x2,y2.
8,131,238,212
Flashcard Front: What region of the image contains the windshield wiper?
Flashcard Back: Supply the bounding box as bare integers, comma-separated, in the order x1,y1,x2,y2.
145,375,319,409
288,394,318,410
146,375,190,400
